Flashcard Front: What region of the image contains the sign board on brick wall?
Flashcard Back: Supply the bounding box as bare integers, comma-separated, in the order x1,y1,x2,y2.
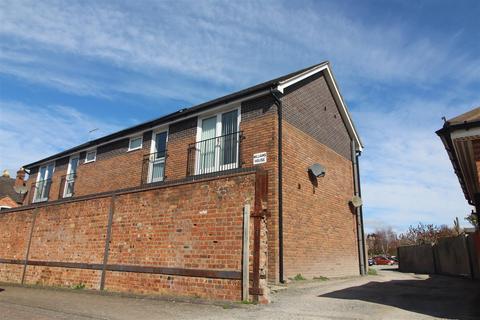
253,152,267,165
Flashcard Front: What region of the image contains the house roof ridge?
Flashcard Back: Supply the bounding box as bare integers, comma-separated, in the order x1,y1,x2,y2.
23,61,338,169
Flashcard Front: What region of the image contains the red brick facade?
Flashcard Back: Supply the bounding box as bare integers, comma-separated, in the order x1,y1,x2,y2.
3,65,363,301
1,172,268,301
280,71,359,278
282,122,359,278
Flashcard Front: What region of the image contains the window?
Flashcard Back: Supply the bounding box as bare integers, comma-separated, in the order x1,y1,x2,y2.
63,155,79,198
33,162,54,202
148,131,168,183
0,206,11,211
195,108,240,175
85,149,97,163
128,136,143,151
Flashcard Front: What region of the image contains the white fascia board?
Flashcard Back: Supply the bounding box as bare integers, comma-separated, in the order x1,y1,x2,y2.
276,64,364,152
277,64,329,94
451,127,480,140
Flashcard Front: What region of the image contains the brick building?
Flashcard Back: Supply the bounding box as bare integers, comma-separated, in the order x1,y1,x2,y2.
1,62,366,302
0,170,24,210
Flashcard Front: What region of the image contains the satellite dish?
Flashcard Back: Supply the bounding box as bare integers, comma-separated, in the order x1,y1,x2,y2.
14,184,28,195
350,195,363,208
307,163,326,178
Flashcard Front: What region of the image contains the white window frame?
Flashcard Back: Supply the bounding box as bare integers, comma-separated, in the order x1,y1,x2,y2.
63,154,80,198
84,149,97,163
195,105,241,175
148,128,168,183
33,162,55,203
0,206,11,211
128,135,143,152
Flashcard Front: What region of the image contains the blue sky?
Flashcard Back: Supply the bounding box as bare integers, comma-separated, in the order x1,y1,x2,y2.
0,0,479,232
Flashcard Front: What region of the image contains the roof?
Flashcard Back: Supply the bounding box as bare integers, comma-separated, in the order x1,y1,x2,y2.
448,107,480,125
436,106,480,205
24,61,363,168
0,176,23,204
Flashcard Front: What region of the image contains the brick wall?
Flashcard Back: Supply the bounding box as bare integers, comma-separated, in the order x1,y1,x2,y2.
1,171,268,301
282,71,352,160
281,122,359,278
241,96,280,283
18,71,362,288
24,99,278,207
25,132,153,204
0,209,32,282
280,70,360,279
165,117,197,180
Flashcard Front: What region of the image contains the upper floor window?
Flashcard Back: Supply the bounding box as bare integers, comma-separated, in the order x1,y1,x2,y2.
85,149,97,163
33,162,54,203
128,136,143,151
193,108,241,175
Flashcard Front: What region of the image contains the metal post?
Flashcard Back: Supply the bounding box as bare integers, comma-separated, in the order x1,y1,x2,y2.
22,208,38,284
100,194,116,290
242,204,251,301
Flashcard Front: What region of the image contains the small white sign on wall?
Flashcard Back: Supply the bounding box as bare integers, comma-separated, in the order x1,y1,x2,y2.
253,152,267,165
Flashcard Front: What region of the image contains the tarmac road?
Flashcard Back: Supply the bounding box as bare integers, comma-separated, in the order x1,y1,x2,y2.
0,266,478,320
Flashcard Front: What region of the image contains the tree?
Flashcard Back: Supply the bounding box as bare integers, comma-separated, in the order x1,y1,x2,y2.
397,222,456,246
367,227,398,257
465,213,478,228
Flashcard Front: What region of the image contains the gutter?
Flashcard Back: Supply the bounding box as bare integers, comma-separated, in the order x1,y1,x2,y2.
23,89,272,170
270,87,285,283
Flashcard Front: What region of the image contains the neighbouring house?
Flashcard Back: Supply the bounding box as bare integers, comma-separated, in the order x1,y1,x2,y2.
0,170,24,210
437,107,480,228
0,61,366,302
436,106,480,279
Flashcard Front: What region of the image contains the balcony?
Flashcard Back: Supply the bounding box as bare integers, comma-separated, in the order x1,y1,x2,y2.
59,173,77,199
187,131,243,176
31,178,52,203
142,151,167,185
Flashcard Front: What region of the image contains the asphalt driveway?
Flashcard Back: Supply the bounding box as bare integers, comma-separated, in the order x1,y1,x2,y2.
1,266,478,320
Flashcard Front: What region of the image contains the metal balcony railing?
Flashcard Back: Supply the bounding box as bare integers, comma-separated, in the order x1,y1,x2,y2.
32,178,52,203
59,173,77,199
141,151,167,184
187,131,243,176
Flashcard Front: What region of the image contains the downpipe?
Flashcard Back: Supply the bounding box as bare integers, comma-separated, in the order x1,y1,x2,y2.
352,140,366,275
271,87,285,283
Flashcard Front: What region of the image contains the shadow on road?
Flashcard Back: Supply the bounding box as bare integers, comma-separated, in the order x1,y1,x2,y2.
319,275,480,319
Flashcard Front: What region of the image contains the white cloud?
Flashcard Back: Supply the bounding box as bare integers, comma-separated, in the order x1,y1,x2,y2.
0,0,478,100
0,100,121,174
354,95,476,232
0,0,478,233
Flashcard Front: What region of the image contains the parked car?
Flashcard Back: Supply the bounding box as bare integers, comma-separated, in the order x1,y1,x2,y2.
373,256,395,265
368,258,374,266
389,256,398,264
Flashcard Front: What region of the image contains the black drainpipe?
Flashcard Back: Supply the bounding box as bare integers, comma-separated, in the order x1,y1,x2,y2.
271,87,285,283
351,140,366,275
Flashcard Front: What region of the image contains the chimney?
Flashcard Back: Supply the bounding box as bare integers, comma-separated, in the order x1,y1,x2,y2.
14,168,26,190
